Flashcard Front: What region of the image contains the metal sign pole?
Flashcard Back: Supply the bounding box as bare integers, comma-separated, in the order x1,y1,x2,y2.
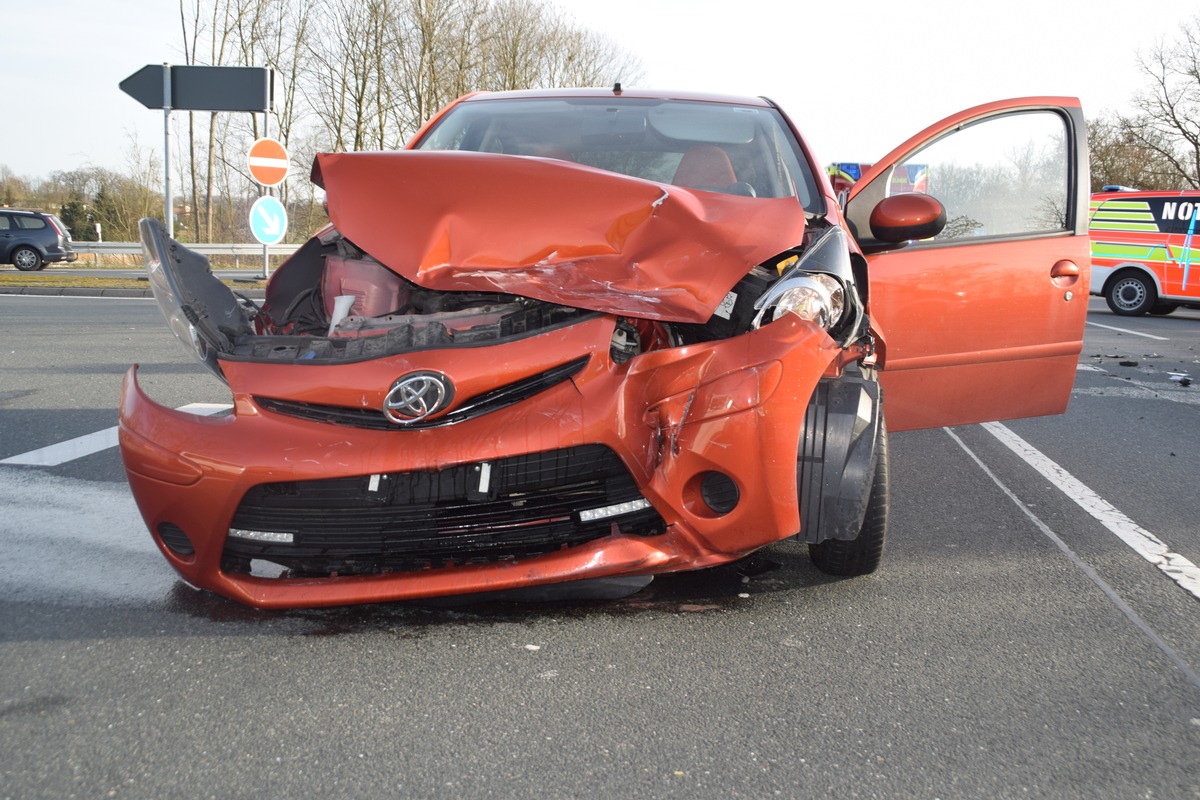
122,63,279,246
162,63,173,235
262,72,270,279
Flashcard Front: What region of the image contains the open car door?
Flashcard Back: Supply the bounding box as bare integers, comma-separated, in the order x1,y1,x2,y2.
844,97,1090,432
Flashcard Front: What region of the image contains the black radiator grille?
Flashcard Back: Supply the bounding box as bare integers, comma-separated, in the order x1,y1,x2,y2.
222,444,663,576
254,356,588,430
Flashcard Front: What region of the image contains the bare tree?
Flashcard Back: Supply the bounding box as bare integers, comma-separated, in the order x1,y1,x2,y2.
1088,113,1180,191
0,165,32,209
179,0,246,242
56,0,644,244
392,0,487,139
535,14,642,88
1119,16,1200,189
303,0,396,152
481,2,641,93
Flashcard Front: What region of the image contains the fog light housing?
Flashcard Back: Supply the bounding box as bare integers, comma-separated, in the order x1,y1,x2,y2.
700,471,739,515
157,522,195,556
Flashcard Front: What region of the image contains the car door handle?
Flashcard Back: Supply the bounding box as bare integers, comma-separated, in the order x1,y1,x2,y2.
1051,260,1080,288
1051,261,1079,278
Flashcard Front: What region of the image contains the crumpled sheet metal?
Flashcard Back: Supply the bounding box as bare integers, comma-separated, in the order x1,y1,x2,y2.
312,150,807,323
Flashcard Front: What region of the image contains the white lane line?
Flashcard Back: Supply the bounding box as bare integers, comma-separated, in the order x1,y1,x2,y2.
980,421,1200,601
0,403,230,466
1,427,118,466
944,427,1200,692
1086,320,1169,340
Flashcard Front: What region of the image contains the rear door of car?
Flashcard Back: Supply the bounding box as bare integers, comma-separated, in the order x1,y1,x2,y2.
0,213,15,260
843,97,1090,432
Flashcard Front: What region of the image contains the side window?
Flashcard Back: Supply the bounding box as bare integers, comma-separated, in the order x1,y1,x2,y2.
0,215,11,231
1152,198,1200,235
16,216,47,230
890,111,1070,241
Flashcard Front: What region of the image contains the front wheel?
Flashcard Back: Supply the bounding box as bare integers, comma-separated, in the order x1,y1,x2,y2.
808,422,889,576
1105,272,1157,316
12,246,42,272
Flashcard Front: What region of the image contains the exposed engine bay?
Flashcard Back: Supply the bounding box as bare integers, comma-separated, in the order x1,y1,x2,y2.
147,216,863,371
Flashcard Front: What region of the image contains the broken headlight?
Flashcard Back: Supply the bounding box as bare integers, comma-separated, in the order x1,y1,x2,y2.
752,226,851,333
139,218,253,383
761,274,845,329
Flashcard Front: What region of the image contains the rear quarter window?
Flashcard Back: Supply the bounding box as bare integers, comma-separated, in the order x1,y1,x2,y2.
16,216,46,230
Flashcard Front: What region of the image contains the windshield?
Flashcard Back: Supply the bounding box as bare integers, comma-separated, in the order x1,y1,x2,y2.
415,96,822,211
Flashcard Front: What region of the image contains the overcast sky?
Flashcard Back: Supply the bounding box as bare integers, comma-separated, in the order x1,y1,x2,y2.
2,0,1194,181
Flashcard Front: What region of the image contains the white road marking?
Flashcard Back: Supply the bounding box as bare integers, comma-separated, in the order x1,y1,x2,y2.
1071,384,1200,406
945,427,1200,691
980,421,1200,601
1086,320,1169,340
0,403,230,466
0,467,177,605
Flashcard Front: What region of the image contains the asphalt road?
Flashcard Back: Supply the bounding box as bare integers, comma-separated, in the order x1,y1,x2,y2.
1,295,1198,799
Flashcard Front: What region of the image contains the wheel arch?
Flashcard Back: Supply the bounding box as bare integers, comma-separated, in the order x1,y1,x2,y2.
797,364,883,544
1102,262,1163,296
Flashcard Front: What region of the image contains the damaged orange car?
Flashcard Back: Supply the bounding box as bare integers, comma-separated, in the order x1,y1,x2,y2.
119,89,1091,609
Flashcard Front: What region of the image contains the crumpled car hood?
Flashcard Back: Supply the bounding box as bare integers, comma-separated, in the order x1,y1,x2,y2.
312,151,807,323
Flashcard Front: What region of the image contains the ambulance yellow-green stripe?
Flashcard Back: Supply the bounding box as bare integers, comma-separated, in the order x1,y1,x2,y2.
1090,241,1173,262
1089,199,1159,232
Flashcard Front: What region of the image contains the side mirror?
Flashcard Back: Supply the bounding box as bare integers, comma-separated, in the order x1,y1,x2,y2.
868,193,946,243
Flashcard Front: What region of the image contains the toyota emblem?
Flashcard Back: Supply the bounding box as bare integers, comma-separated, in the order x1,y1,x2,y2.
383,372,454,424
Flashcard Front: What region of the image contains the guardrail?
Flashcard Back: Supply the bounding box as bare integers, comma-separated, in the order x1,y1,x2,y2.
70,240,301,268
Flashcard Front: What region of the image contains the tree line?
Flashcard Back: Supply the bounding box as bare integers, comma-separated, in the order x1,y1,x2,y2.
1,0,641,244
1088,17,1200,191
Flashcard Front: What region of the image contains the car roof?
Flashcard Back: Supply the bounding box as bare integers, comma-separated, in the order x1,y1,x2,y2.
456,87,777,108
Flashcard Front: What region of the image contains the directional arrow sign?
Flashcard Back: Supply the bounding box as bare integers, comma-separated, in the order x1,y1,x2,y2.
249,196,288,245
120,64,273,112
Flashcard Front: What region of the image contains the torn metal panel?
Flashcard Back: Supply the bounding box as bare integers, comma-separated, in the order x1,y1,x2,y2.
312,150,807,323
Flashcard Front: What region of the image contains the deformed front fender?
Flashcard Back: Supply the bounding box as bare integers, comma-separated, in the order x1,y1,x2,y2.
797,365,882,543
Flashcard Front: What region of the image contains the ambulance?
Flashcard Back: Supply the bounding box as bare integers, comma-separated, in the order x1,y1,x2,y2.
1089,189,1200,315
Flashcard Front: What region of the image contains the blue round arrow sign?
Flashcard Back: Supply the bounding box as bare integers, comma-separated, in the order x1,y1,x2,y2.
249,195,288,245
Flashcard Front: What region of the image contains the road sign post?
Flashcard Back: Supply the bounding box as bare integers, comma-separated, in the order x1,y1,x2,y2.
247,137,290,276
120,64,276,247
162,64,172,234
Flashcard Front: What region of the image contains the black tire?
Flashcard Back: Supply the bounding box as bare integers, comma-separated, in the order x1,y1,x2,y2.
12,246,42,272
1105,272,1157,316
1148,303,1178,316
808,422,889,576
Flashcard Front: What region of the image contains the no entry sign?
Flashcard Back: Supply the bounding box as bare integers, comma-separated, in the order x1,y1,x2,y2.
248,138,289,187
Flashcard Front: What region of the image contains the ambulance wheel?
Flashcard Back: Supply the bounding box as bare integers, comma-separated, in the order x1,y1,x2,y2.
1148,303,1178,316
1106,272,1156,316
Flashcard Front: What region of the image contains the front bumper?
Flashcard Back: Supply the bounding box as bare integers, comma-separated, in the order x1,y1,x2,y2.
120,316,839,608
